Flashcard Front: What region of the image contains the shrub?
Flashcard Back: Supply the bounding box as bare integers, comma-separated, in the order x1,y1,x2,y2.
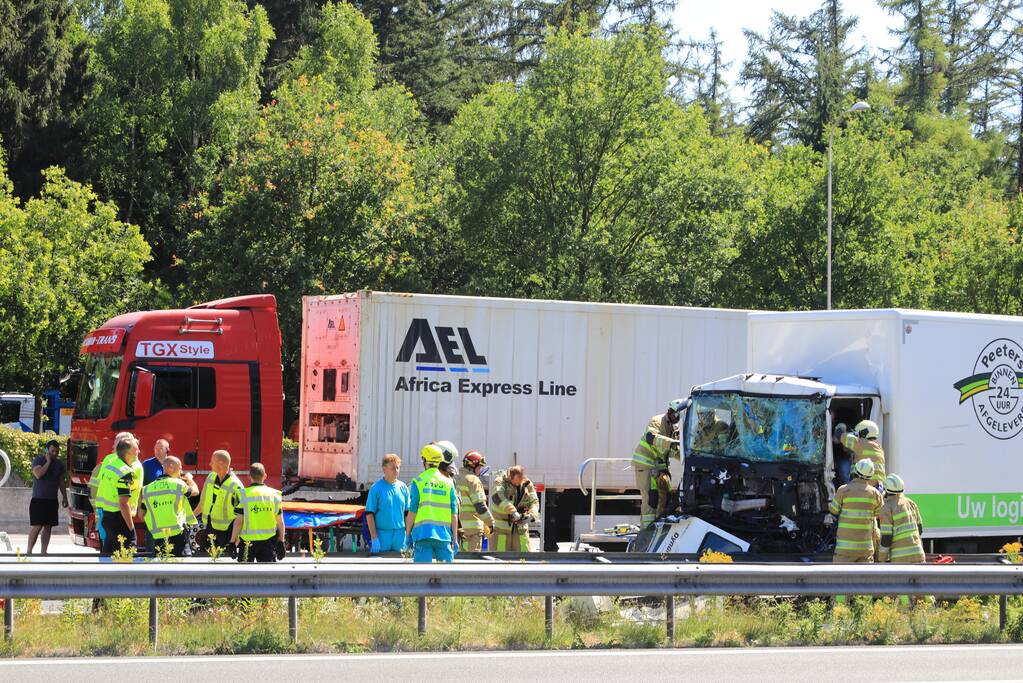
0,426,66,484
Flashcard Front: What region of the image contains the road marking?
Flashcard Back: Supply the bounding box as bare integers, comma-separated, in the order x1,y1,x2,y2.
2,644,1023,666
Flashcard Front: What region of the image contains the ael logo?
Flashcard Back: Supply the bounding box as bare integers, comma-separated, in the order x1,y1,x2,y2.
395,319,489,373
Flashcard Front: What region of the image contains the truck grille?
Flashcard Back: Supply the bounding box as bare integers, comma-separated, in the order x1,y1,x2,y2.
70,441,98,473
69,483,93,513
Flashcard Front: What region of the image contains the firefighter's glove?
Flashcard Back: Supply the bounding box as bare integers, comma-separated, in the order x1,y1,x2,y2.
823,514,835,526
510,511,522,524
369,538,381,554
833,423,848,441
275,540,286,561
225,542,238,559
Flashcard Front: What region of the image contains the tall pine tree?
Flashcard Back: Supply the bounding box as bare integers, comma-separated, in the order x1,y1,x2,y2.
741,0,866,150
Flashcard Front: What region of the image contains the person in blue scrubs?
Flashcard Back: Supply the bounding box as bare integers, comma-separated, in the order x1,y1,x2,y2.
365,454,411,553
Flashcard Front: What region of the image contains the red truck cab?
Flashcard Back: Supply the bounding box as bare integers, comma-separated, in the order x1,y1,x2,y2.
67,295,284,548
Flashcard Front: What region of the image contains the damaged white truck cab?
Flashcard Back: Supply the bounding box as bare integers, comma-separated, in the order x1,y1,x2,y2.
645,309,1023,556
677,373,880,553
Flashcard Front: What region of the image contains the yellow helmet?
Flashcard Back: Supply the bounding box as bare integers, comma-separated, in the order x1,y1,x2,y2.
884,473,905,493
854,420,880,439
852,458,875,479
420,443,444,467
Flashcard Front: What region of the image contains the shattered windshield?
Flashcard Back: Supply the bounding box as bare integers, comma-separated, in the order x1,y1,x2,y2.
74,354,123,420
684,392,826,465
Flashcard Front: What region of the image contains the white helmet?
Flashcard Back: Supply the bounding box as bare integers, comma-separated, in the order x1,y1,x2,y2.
668,398,691,414
853,458,875,479
435,440,459,463
854,420,880,440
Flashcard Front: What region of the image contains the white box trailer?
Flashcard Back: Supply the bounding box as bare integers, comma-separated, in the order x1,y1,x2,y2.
748,309,1023,549
298,291,749,493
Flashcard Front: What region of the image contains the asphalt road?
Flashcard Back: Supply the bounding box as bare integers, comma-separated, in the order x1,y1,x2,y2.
2,645,1023,682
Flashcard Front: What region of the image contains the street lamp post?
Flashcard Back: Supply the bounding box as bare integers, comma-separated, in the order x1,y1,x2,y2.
827,100,870,310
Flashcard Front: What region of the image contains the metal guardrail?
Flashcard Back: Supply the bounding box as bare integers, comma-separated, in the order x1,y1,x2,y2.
2,561,1022,644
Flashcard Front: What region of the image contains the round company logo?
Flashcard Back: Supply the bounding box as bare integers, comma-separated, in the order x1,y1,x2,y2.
953,338,1023,440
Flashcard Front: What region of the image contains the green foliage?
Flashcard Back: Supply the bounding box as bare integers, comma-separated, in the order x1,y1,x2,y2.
187,15,420,408
741,0,867,151
0,0,87,196
0,153,151,392
81,0,274,286
3,0,1023,404
0,427,66,484
445,26,749,304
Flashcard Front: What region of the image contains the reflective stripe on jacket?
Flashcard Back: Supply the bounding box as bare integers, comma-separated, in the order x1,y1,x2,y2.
455,470,493,531
879,493,925,563
200,471,244,531
490,471,539,531
828,479,883,558
94,456,133,513
238,484,282,542
141,476,198,539
412,468,455,533
842,433,886,482
632,414,676,470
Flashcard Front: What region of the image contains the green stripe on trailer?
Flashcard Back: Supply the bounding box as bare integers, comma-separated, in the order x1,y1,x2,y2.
913,492,1023,528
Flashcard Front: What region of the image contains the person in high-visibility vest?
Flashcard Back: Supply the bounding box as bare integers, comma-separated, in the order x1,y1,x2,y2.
834,420,885,484
94,433,140,556
878,473,926,564
230,462,285,563
195,449,244,555
455,450,494,552
89,431,135,548
632,399,689,527
827,458,884,562
489,465,539,552
140,456,199,557
404,444,458,563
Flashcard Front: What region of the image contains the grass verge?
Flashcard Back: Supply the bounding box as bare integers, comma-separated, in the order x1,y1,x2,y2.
1,594,1022,657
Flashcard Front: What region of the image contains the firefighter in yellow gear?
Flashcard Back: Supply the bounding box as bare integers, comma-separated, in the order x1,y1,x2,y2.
878,474,926,563
834,419,885,483
140,456,199,557
828,458,883,562
455,450,494,552
490,465,538,552
632,399,689,527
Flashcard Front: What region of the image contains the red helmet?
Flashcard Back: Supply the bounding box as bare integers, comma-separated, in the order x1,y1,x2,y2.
463,450,486,469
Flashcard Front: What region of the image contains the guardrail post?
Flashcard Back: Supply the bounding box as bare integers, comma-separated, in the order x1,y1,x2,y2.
288,597,298,642
3,598,12,641
665,595,675,642
1000,594,1008,631
148,598,158,646
418,597,427,636
544,596,554,639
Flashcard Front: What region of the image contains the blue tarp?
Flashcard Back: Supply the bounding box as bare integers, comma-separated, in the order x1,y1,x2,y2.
284,511,357,529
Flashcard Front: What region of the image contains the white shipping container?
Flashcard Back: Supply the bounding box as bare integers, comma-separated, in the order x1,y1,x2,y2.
749,309,1023,540
299,291,749,490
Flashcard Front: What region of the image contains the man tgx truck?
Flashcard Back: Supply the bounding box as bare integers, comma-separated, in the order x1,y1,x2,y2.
67,295,283,547
662,309,1023,555
69,290,749,548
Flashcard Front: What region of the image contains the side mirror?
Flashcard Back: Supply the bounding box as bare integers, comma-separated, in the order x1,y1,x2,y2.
133,368,155,418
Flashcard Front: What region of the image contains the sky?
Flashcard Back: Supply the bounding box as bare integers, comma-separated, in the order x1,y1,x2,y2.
670,1,900,101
